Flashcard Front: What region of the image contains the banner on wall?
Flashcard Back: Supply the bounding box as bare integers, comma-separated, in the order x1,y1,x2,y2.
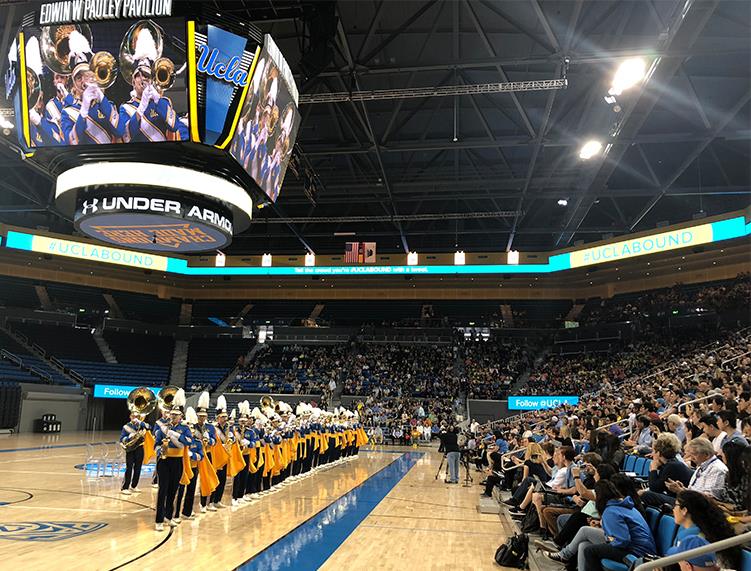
508,396,580,410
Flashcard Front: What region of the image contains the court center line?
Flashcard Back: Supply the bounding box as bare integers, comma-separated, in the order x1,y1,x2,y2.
236,452,423,571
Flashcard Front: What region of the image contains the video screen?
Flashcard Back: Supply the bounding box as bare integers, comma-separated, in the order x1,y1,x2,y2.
230,35,300,203
20,18,187,147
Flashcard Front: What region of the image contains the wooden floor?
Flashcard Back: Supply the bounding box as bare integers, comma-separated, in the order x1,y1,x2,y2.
0,432,517,570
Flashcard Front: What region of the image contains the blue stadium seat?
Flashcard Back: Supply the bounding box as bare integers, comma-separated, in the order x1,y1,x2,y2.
633,457,649,477
655,515,678,556
741,549,751,571
646,507,661,531
623,455,636,472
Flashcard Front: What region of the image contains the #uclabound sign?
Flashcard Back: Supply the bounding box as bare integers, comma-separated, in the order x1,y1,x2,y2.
74,191,233,252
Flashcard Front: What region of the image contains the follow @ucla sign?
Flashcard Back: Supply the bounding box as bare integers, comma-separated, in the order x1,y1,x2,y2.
508,396,580,410
93,384,162,399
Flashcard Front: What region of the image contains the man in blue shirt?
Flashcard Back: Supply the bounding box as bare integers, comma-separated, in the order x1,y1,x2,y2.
119,411,148,495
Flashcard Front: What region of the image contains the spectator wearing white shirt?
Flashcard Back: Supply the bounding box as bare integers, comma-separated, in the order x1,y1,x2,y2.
642,437,728,508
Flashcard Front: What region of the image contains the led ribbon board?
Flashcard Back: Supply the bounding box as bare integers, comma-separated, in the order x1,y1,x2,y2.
93,384,162,399
508,396,580,410
4,216,749,276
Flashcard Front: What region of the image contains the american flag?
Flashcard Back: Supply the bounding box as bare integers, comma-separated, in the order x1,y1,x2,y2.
345,242,377,264
344,242,359,263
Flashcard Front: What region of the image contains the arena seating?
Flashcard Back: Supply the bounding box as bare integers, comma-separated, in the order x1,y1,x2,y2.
13,323,103,362
186,337,254,391
0,277,41,309
103,332,174,366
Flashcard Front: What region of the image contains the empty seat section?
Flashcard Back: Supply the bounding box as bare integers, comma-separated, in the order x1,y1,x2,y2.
104,332,174,366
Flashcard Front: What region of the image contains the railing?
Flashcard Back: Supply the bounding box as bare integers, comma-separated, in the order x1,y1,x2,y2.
29,366,52,383
677,394,717,412
633,531,751,571
1,349,21,366
723,349,751,366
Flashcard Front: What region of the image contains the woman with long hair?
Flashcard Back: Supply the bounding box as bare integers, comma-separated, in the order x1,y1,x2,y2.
579,480,656,570
670,490,742,570
718,439,751,512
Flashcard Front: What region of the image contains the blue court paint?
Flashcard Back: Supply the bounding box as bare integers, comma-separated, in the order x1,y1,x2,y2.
237,452,423,571
0,441,116,453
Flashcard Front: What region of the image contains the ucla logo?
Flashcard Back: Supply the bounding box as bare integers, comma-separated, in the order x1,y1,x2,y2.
0,522,107,542
196,45,249,87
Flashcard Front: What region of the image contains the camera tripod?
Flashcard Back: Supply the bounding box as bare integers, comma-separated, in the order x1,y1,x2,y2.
434,452,474,487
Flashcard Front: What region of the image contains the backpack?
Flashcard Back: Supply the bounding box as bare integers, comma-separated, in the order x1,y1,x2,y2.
494,532,529,568
520,507,540,534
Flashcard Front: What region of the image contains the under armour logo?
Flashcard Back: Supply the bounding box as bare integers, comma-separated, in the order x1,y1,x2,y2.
81,199,98,215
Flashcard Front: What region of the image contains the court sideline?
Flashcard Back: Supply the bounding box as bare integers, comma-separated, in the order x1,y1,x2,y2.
0,432,512,570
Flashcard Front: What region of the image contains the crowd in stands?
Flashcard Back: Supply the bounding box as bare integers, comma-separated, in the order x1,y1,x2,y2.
583,274,750,325
233,343,350,394
358,396,459,446
520,338,705,396
460,339,530,399
472,325,751,570
342,343,458,398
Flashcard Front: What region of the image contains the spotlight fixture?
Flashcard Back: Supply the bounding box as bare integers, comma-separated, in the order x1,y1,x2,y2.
454,251,465,265
557,199,568,207
261,253,272,267
304,252,315,267
407,252,419,266
609,58,647,96
579,140,603,160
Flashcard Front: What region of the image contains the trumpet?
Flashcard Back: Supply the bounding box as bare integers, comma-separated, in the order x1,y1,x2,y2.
159,437,169,459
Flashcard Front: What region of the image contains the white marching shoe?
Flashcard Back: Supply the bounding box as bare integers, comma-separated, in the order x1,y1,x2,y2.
207,504,217,512
168,519,179,528
214,502,226,509
231,499,239,507
155,523,164,531
172,517,182,524
200,506,207,514
120,489,131,495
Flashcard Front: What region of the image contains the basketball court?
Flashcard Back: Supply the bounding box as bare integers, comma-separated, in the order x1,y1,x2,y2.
0,433,508,570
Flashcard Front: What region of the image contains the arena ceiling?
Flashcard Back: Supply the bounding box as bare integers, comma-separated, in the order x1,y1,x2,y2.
0,0,749,256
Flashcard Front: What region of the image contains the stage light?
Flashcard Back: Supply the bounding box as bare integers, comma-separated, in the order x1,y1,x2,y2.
215,252,226,267
454,251,465,265
579,140,602,160
507,250,519,265
262,253,272,267
305,252,315,267
609,58,647,96
407,252,419,265
557,199,568,206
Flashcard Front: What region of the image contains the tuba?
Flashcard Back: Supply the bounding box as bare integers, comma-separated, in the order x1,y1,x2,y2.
157,385,179,412
119,20,174,87
260,395,276,410
122,387,156,452
40,24,92,75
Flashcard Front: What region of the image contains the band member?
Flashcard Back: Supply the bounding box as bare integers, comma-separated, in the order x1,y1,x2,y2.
174,407,203,521
118,27,179,142
120,411,147,495
60,31,120,144
44,72,72,132
209,395,230,510
245,408,266,499
232,401,251,506
152,403,170,488
25,37,63,146
154,389,191,531
196,392,217,513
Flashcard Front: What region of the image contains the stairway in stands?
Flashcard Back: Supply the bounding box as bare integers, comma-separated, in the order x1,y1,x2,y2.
564,303,585,322
170,340,189,386
93,331,118,363
500,304,514,327
210,340,262,395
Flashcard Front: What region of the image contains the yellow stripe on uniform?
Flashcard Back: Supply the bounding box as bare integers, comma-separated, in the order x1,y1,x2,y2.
186,20,200,143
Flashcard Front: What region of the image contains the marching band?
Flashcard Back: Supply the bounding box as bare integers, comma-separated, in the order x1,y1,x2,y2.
23,20,186,148
120,387,368,532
